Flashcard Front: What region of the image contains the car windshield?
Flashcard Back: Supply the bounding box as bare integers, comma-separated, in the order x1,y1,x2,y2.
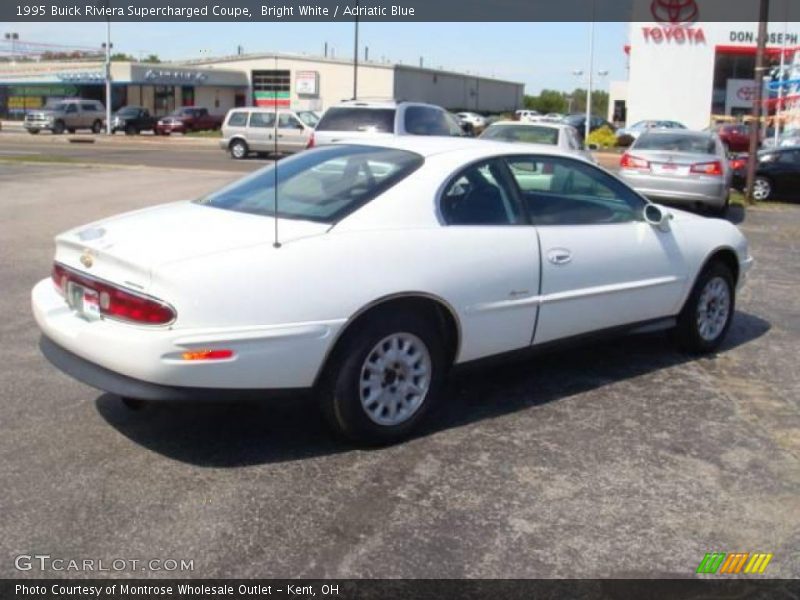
564,114,584,125
117,107,140,116
196,145,423,223
296,111,320,127
316,107,395,133
481,124,559,145
635,133,716,154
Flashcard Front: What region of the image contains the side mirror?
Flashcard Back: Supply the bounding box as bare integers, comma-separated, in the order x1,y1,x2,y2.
587,143,599,151
643,203,672,232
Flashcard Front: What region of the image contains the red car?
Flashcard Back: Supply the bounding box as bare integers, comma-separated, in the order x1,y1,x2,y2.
155,107,222,135
715,123,759,153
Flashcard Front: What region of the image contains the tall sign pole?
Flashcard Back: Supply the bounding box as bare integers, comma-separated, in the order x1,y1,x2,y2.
104,18,112,134
353,1,359,100
745,0,770,203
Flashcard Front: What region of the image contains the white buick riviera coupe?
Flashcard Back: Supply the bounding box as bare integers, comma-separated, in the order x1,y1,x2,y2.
33,138,753,444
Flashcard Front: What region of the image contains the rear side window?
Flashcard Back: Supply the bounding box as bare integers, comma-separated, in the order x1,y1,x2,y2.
81,103,98,111
404,106,454,136
197,145,423,223
227,112,249,127
316,107,395,133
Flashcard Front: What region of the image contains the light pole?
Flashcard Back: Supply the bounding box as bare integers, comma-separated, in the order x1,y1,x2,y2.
353,0,359,100
102,19,112,135
572,69,583,113
5,32,19,63
585,5,596,146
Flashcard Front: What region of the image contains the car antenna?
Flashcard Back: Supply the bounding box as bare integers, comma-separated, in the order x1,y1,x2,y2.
272,54,281,248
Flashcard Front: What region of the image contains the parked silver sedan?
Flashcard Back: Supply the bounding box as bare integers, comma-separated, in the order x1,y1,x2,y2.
618,130,732,216
480,120,596,163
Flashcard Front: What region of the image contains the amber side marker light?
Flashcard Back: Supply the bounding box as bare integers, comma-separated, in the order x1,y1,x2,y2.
181,349,234,361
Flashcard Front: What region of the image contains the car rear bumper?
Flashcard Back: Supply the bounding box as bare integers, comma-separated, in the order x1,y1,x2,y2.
39,336,307,401
32,278,344,394
156,123,186,134
619,171,728,207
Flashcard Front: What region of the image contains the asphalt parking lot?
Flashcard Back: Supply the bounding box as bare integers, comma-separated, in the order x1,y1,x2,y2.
0,160,798,579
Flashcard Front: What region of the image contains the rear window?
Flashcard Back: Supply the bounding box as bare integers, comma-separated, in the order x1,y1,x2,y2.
481,124,559,145
316,107,395,133
635,133,716,154
197,145,423,223
227,111,248,127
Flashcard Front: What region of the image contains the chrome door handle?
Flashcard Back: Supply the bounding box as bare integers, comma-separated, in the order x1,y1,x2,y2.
547,248,572,265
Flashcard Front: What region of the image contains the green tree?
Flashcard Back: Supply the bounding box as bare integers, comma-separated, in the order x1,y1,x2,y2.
143,54,161,63
110,52,136,61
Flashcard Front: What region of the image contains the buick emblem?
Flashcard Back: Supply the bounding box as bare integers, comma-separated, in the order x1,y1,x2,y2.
80,250,94,268
651,0,698,25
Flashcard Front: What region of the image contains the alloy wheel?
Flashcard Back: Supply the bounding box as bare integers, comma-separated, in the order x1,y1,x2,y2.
359,333,432,427
696,276,731,342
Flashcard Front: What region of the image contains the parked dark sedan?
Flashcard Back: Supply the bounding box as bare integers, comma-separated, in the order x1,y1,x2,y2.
731,146,800,200
111,106,157,135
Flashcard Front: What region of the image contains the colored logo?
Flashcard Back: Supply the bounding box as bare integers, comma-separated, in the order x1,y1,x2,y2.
651,0,698,25
737,86,758,102
696,552,773,575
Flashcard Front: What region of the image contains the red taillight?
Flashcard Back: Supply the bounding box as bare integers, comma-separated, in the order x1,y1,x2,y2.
620,153,650,170
52,263,68,294
690,160,723,176
51,262,175,325
730,158,747,170
306,132,315,149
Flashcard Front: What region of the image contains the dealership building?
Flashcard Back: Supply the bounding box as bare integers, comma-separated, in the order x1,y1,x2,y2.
0,53,523,119
610,16,800,130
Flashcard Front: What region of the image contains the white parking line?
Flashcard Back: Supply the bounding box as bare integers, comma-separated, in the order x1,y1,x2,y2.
0,150,41,155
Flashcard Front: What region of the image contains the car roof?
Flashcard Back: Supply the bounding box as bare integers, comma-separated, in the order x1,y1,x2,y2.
487,120,568,130
331,100,443,110
335,136,578,159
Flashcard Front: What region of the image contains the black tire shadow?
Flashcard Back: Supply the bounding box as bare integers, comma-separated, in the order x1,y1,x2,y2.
726,203,746,224
96,311,770,467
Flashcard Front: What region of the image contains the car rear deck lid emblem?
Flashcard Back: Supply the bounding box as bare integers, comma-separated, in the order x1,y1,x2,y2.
80,250,94,268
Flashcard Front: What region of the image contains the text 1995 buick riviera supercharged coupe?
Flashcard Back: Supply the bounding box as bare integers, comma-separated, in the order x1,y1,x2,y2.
32,137,753,444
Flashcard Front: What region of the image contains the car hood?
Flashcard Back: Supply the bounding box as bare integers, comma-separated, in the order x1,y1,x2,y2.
53,201,330,291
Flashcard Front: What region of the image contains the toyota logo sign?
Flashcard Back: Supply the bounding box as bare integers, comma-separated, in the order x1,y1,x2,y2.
651,0,698,25
737,86,757,102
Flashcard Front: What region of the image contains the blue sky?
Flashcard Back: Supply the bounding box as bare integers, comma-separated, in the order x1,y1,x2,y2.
4,22,630,94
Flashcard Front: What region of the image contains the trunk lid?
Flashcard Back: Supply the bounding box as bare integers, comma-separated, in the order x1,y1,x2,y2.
632,151,721,177
54,201,329,292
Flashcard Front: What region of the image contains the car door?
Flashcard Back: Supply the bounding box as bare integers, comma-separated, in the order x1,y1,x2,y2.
503,154,688,345
247,111,276,152
771,149,800,197
277,112,306,153
438,158,541,360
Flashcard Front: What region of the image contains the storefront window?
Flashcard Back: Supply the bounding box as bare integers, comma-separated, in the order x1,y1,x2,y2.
181,85,195,107
154,85,175,116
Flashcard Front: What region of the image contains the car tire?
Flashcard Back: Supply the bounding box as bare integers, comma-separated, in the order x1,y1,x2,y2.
674,261,735,354
28,129,40,135
120,397,147,411
752,176,772,201
52,120,65,135
229,139,248,159
91,120,103,134
67,128,76,134
710,194,730,218
319,310,447,445
125,124,138,136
